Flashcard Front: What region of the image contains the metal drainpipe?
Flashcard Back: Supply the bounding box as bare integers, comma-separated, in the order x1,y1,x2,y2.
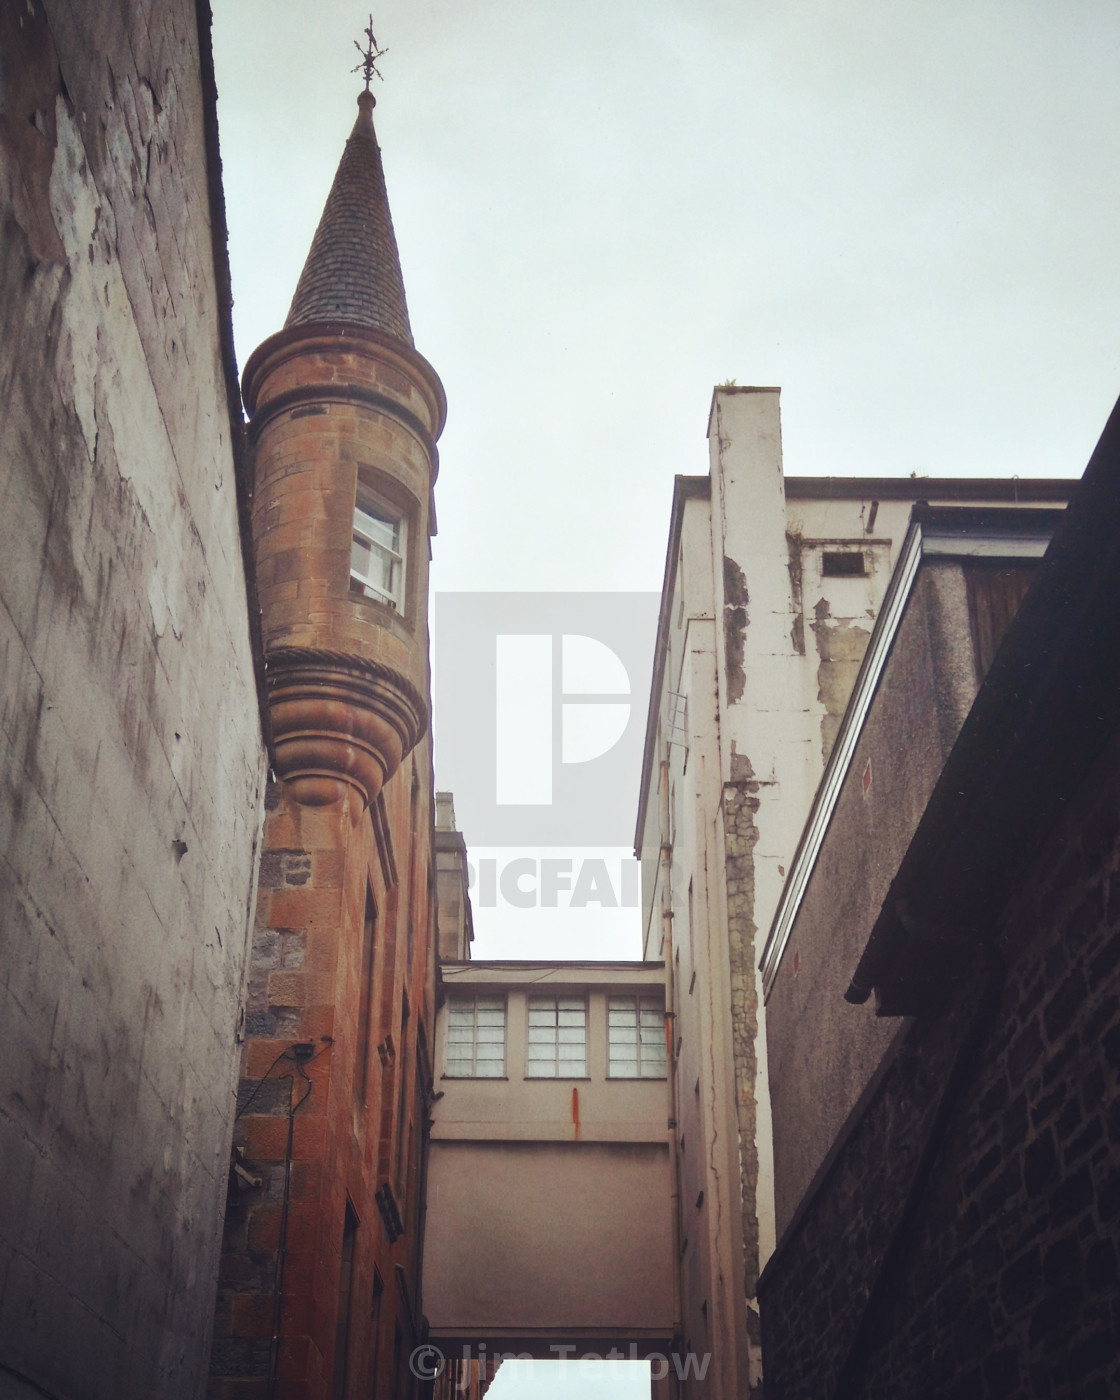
267,1051,314,1400
660,758,684,1399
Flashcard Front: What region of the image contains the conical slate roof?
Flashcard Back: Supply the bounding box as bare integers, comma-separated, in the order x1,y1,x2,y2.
285,90,413,346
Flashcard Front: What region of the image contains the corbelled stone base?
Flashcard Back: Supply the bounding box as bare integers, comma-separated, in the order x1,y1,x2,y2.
266,646,427,807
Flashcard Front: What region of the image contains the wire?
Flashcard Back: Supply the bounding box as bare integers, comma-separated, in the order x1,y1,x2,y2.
234,1046,294,1121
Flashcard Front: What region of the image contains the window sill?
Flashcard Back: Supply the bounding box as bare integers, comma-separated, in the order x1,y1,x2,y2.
523,1076,591,1082
605,1075,668,1082
441,1073,508,1081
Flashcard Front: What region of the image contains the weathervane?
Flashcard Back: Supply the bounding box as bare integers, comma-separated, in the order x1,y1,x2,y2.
353,15,388,92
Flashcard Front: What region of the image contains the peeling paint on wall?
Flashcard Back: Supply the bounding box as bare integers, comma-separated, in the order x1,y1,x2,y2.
810,598,872,762
0,3,266,1393
786,533,805,656
724,556,748,704
722,784,762,1294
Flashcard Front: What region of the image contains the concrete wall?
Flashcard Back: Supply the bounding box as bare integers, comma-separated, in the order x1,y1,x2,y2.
634,387,1071,1399
765,561,979,1234
425,1140,674,1339
637,393,914,1400
0,2,267,1395
425,964,674,1351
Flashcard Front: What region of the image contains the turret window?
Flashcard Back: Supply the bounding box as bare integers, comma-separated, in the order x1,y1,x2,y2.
351,493,405,610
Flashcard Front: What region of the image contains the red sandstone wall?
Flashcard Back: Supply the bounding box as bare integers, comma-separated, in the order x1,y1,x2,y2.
211,750,438,1399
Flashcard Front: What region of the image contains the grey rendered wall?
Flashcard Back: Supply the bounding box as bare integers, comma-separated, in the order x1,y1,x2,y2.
0,2,266,1395
424,1140,675,1337
765,561,978,1236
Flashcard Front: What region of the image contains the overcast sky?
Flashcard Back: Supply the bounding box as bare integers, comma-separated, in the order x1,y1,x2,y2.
213,0,1120,966
214,0,1120,584
212,3,1120,1389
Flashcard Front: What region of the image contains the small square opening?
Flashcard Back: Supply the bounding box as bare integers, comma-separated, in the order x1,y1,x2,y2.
822,550,867,578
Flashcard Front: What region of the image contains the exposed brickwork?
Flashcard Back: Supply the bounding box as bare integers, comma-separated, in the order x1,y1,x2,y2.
759,725,1120,1399
285,93,413,345
722,780,765,1392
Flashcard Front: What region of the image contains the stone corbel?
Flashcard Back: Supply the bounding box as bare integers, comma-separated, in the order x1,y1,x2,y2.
265,647,427,808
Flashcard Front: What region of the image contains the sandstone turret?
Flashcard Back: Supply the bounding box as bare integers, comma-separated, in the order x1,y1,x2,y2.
243,89,445,808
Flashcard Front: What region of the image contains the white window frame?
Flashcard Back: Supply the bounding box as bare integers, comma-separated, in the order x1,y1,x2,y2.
351,491,406,611
444,996,505,1078
526,995,587,1078
608,995,667,1078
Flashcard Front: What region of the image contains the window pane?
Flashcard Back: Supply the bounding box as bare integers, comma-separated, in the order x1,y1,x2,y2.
351,538,371,575
354,505,400,552
447,997,505,1076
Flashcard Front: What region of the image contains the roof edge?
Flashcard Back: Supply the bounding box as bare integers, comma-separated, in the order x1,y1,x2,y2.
633,476,711,854
845,391,1120,1013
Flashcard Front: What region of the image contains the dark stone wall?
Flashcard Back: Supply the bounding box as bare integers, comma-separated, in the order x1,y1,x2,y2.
759,721,1120,1399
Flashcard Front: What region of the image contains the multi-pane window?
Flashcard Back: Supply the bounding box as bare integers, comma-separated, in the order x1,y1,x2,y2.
445,997,505,1077
608,996,667,1077
351,494,405,610
527,996,587,1078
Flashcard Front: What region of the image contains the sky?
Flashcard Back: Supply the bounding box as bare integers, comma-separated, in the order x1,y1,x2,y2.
211,4,1120,1391
211,0,1120,963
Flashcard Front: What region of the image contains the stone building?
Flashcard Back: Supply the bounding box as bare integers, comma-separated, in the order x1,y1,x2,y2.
757,402,1120,1395
0,1,268,1396
633,385,1072,1398
207,82,446,1399
435,792,475,963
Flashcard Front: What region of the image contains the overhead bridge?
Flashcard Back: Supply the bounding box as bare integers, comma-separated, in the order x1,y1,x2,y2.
422,962,678,1394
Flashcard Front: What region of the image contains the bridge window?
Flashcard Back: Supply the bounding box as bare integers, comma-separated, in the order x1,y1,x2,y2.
527,996,587,1077
608,997,668,1077
445,997,506,1077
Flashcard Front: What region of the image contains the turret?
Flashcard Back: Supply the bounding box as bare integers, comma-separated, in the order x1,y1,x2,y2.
243,88,445,808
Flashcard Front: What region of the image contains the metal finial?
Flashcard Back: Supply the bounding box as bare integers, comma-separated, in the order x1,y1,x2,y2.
353,15,388,92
